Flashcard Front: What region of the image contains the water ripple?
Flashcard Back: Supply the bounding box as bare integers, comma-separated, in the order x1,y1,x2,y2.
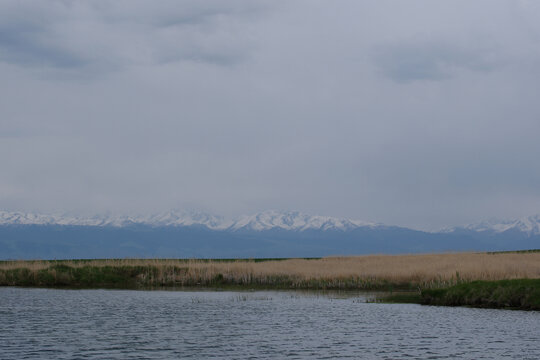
1,288,539,359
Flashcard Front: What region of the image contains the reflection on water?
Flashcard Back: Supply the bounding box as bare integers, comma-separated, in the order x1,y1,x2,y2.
1,287,539,359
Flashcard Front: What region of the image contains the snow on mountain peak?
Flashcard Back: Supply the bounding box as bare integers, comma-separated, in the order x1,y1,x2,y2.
0,209,377,232
141,210,230,229
0,210,56,225
3,209,540,235
229,210,376,231
457,214,540,235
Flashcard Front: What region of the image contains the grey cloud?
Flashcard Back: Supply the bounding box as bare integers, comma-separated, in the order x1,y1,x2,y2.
373,41,497,83
0,1,262,72
1,0,540,231
99,0,264,27
0,28,87,68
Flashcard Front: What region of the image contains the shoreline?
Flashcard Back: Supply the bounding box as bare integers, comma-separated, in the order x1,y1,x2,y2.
2,253,540,310
381,279,540,310
3,280,539,311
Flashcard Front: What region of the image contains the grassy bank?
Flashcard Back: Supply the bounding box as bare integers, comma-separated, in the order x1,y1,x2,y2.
2,253,540,309
379,279,540,310
2,252,540,291
0,262,412,290
419,279,540,310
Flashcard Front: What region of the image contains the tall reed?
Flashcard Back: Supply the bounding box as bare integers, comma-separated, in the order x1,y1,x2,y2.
1,252,539,289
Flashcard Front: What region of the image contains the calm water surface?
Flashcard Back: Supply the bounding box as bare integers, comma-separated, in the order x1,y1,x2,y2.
1,287,539,359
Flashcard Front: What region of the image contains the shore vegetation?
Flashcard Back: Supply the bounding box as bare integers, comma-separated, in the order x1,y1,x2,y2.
1,252,539,290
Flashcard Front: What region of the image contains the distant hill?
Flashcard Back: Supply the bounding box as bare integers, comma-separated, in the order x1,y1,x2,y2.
1,210,539,259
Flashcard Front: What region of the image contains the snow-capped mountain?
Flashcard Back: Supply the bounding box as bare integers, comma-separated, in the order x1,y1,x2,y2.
0,211,85,226
0,210,228,229
2,210,539,259
137,211,229,230
446,215,540,236
0,210,378,232
0,210,143,227
230,210,377,231
2,209,540,236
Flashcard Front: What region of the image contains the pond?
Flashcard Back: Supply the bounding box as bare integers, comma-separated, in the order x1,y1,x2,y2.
1,288,539,359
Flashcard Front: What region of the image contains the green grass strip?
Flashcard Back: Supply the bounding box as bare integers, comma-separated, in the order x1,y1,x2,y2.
421,279,540,310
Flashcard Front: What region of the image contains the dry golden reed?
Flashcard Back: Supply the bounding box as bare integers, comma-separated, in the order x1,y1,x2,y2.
1,252,539,289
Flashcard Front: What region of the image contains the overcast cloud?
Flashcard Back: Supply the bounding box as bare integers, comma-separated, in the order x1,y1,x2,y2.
1,0,540,230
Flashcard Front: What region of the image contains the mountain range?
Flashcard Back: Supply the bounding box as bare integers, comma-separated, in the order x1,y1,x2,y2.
0,210,539,259
0,210,377,231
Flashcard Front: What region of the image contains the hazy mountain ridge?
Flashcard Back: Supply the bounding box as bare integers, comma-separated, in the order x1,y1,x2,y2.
0,210,380,232
0,210,227,229
444,215,540,236
229,211,378,231
2,210,540,235
1,210,539,260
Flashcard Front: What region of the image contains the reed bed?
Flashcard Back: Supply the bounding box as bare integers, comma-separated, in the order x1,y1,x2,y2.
1,252,539,289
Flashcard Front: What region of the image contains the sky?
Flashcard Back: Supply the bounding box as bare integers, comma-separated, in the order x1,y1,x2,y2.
1,0,540,230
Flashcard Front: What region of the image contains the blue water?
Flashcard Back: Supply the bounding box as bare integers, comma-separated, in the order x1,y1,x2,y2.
1,288,539,359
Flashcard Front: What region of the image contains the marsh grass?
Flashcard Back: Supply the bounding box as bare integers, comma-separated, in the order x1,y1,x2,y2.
420,279,540,310
1,252,539,290
377,292,422,304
